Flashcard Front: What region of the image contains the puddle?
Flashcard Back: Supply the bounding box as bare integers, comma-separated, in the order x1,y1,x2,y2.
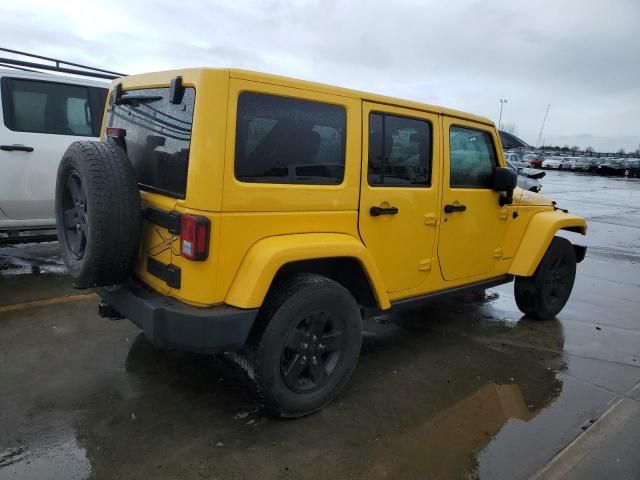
0,416,90,480
0,242,65,277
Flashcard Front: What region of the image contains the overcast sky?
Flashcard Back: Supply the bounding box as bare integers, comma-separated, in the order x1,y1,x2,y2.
2,0,638,152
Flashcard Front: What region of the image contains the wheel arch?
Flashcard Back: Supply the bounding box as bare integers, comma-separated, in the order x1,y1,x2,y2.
224,233,390,310
508,211,587,277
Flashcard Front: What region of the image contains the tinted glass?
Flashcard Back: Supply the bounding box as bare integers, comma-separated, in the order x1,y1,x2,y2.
450,126,497,188
106,87,195,198
368,113,431,186
2,78,93,136
235,92,346,184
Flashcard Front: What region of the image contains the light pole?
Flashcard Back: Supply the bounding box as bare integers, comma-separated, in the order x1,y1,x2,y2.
498,98,508,130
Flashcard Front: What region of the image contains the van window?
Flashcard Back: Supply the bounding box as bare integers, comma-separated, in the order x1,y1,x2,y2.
1,78,96,136
105,87,195,199
449,126,497,188
368,112,432,186
235,92,347,185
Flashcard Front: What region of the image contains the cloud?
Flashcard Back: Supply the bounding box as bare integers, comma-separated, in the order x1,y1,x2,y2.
1,0,639,151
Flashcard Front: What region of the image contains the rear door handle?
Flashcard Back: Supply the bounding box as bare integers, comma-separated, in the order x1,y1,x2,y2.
1,145,34,152
370,206,399,216
444,204,467,213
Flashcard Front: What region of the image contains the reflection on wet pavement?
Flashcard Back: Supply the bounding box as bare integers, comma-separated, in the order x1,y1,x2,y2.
1,171,639,479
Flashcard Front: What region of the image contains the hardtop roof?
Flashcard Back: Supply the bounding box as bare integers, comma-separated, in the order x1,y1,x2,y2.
116,67,495,127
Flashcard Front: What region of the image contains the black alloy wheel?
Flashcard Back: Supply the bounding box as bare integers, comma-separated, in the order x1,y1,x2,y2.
541,256,572,310
280,310,345,393
61,171,88,259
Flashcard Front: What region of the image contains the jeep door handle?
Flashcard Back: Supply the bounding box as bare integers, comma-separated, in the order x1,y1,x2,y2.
0,144,34,152
370,206,399,216
444,204,467,213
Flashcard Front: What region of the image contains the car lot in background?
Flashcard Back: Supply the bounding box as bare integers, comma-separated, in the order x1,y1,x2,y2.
0,68,109,245
503,151,531,170
523,152,544,167
571,157,592,171
624,159,640,177
595,158,626,176
505,159,545,192
541,156,572,169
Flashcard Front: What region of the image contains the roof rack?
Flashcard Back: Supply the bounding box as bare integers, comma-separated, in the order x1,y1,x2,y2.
0,47,126,80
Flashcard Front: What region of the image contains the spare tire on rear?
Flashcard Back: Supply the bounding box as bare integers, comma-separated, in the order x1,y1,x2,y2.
55,141,141,289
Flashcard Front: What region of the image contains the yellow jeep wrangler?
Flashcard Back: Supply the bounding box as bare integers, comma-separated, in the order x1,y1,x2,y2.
55,69,586,417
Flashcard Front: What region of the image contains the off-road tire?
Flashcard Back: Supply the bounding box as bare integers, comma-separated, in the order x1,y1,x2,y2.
55,141,140,288
241,274,362,418
514,237,577,319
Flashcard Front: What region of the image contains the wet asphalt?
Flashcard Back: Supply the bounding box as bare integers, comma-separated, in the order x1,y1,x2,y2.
0,171,639,480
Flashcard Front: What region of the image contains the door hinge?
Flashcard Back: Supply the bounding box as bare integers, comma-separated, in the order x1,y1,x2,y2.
418,258,432,271
424,213,437,226
498,208,508,221
493,248,503,259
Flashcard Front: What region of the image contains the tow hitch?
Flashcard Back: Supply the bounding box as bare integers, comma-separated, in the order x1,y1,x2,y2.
98,302,123,320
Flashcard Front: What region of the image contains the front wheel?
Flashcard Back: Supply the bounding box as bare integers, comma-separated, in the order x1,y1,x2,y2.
514,237,577,319
245,274,362,417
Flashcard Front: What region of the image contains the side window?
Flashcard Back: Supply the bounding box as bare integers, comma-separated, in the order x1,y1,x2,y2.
2,78,93,136
449,126,497,188
368,112,432,187
67,97,92,135
235,92,347,185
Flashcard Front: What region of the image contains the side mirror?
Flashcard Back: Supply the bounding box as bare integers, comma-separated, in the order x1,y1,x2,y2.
493,167,517,206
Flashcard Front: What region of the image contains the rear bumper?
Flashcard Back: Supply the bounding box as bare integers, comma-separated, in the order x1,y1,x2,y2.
97,281,258,354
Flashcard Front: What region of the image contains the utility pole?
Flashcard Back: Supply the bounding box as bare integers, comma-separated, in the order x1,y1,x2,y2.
536,104,551,148
498,99,508,130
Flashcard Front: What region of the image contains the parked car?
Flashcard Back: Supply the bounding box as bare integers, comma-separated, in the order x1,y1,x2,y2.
504,152,528,169
570,157,592,171
542,156,572,169
506,160,545,192
523,153,544,167
0,69,108,244
595,158,626,176
55,68,586,417
624,159,640,178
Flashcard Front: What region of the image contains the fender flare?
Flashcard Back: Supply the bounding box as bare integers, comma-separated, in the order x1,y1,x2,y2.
224,233,390,310
508,210,587,277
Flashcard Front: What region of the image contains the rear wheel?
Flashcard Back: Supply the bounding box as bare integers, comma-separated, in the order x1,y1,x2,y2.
514,237,576,319
244,274,362,417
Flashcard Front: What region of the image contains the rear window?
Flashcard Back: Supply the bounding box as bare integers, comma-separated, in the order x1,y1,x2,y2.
1,78,105,136
105,87,195,198
235,92,346,185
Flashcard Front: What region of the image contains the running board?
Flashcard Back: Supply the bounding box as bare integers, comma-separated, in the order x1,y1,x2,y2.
363,275,514,319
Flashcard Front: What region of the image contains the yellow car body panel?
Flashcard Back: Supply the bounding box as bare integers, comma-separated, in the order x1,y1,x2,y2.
224,233,390,309
508,211,587,277
101,68,586,313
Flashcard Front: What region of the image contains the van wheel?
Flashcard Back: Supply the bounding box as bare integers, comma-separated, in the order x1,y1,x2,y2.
55,141,141,288
246,274,362,418
514,237,576,319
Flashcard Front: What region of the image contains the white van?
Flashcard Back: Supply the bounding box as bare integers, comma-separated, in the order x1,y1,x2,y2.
0,69,108,244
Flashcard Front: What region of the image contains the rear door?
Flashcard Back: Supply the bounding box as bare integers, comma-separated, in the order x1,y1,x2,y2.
0,77,106,220
438,118,508,281
104,85,195,293
358,102,440,294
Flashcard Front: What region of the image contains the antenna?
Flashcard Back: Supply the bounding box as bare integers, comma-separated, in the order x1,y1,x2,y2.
536,104,551,148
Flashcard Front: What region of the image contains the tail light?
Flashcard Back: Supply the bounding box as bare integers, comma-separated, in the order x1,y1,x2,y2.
180,214,210,261
106,127,126,138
